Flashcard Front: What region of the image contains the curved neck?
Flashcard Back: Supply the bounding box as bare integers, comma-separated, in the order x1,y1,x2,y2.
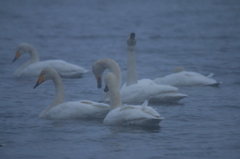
28,48,39,63
51,74,65,106
126,46,138,86
103,59,121,89
106,73,122,108
109,87,122,108
41,74,64,114
40,73,64,116
15,48,40,74
23,47,39,66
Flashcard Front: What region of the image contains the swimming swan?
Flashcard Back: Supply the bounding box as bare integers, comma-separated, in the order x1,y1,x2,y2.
13,43,88,78
121,33,187,104
154,69,220,87
34,67,109,119
92,58,163,127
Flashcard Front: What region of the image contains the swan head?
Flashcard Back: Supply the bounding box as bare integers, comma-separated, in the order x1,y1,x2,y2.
127,32,136,46
104,85,109,92
33,67,58,88
92,59,107,88
104,72,118,92
129,32,135,39
12,43,34,62
92,58,121,90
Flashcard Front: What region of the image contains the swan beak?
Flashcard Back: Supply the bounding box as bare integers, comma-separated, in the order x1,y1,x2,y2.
33,75,45,88
97,76,102,88
12,51,21,63
104,85,109,92
130,32,135,39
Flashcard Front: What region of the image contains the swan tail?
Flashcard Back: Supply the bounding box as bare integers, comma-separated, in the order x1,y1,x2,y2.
142,100,149,107
207,73,215,78
208,81,221,87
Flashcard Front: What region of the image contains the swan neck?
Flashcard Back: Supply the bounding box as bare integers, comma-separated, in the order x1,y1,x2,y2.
15,48,39,75
105,60,121,89
109,88,122,109
51,74,65,107
127,46,138,86
29,48,39,63
108,75,122,108
39,71,64,118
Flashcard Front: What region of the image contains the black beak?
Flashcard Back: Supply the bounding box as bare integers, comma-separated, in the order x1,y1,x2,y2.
97,77,102,88
12,57,17,63
33,81,40,89
130,32,135,39
104,85,109,92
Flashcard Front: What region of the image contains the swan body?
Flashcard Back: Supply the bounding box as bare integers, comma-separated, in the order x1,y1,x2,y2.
92,58,163,127
16,59,88,78
13,43,88,78
34,67,109,120
120,79,187,104
103,104,162,127
120,33,187,104
40,100,110,119
148,92,188,103
154,71,220,87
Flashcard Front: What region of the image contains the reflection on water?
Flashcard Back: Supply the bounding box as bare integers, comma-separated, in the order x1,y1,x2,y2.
108,125,161,134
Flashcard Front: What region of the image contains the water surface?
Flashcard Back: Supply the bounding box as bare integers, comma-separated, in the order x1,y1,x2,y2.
0,0,240,158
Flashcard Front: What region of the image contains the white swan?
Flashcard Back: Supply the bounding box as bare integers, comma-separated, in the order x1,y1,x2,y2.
92,58,163,127
154,69,220,87
34,67,109,119
13,43,88,78
120,33,187,104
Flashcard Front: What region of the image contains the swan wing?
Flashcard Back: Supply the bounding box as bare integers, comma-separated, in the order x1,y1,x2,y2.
104,105,162,126
154,71,219,86
42,100,110,119
149,92,187,103
120,79,178,104
20,60,87,78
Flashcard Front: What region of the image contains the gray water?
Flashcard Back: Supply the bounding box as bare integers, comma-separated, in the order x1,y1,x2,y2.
1,0,240,158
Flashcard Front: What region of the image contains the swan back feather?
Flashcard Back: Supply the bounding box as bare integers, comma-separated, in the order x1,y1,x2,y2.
154,71,219,86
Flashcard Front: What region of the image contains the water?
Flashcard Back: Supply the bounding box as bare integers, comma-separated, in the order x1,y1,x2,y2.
1,0,240,158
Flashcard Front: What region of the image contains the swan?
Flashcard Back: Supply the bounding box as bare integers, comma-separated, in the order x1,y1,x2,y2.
33,67,109,119
154,69,220,87
92,58,163,127
13,43,88,78
120,33,187,104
